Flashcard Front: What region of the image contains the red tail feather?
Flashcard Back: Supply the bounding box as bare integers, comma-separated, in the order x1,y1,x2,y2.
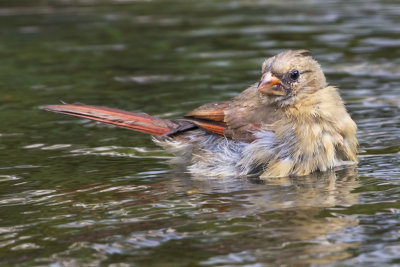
42,104,178,136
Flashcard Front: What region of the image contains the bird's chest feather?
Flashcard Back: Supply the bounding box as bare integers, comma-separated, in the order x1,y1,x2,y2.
261,118,347,177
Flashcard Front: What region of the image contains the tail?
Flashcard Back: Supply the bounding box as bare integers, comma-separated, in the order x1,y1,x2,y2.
42,104,178,136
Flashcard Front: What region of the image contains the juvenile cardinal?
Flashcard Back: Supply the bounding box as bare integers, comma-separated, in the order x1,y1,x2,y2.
43,50,358,178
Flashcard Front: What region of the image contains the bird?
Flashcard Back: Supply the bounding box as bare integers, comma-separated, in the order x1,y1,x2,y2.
42,50,358,178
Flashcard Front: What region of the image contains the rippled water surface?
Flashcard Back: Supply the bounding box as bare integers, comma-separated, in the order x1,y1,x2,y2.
0,0,399,265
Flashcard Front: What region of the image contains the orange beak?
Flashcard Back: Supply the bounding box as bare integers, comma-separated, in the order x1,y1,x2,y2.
257,72,285,96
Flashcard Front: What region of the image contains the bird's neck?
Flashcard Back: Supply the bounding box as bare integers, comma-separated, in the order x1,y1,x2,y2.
283,88,326,119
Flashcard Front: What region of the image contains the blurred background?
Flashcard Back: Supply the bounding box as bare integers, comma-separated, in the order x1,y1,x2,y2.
0,0,399,265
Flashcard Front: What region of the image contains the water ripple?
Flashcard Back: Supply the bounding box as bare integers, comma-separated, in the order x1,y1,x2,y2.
0,0,399,265
69,146,172,159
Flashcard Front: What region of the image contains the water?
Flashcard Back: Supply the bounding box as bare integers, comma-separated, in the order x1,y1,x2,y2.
0,0,399,265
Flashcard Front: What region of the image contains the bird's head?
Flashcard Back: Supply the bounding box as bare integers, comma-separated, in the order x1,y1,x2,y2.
258,50,327,106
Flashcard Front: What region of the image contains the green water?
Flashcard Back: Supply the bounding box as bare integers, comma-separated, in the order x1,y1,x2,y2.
0,0,399,265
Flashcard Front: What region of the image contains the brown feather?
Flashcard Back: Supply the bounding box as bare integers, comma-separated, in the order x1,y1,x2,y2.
185,101,229,123
185,119,226,136
183,87,279,142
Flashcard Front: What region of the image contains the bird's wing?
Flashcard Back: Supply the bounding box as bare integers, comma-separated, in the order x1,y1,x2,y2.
184,85,279,142
184,101,229,123
183,101,230,137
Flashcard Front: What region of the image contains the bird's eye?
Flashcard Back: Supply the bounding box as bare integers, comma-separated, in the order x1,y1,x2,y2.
289,70,300,81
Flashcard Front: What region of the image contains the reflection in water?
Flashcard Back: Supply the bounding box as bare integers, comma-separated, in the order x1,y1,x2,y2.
30,167,360,265
135,167,361,264
175,168,361,265
171,167,360,208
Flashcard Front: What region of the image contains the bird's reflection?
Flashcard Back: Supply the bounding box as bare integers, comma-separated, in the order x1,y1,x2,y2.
168,165,360,210
55,165,360,264
166,166,361,264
